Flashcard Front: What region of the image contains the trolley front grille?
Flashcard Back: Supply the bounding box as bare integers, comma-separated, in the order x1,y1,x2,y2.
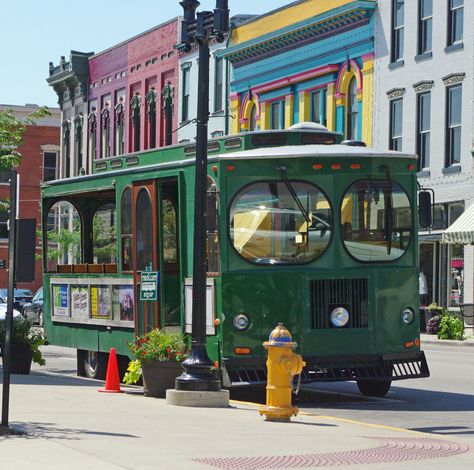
309,278,368,329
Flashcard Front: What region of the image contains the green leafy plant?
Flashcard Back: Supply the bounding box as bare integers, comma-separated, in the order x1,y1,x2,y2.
438,314,463,341
0,319,45,366
123,329,188,385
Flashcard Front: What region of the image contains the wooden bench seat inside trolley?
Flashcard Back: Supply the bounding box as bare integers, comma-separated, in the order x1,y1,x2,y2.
56,264,118,274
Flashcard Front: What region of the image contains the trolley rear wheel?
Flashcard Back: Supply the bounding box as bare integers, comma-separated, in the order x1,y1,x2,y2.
356,379,392,397
77,349,108,380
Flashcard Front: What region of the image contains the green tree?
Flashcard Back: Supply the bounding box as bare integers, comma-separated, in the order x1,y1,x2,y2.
0,107,50,170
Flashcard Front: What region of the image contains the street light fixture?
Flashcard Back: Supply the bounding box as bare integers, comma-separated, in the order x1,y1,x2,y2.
175,0,229,393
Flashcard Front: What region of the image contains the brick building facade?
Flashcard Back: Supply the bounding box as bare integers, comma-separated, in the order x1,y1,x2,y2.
0,104,61,292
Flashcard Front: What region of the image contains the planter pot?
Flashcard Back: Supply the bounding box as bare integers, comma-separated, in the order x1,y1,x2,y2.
10,343,33,375
141,360,183,398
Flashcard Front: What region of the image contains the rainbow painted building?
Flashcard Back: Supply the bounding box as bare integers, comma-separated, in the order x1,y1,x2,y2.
223,0,375,146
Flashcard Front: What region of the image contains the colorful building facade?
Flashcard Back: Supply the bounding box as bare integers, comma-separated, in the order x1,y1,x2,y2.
224,0,375,145
48,19,180,179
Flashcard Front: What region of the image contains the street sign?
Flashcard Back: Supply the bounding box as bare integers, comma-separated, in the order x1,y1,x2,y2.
140,271,159,301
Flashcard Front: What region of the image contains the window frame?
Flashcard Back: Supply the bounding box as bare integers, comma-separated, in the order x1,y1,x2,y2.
270,100,285,130
214,56,223,113
418,0,433,55
416,91,431,170
182,66,191,122
447,0,464,46
346,77,358,140
445,83,462,167
391,0,405,63
43,150,59,182
389,97,403,151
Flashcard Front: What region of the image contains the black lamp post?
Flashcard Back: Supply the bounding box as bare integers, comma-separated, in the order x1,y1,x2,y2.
175,0,229,392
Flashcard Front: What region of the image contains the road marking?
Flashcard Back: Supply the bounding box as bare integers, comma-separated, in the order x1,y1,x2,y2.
230,400,428,435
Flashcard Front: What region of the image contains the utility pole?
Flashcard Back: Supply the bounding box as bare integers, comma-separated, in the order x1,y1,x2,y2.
1,170,17,430
174,0,229,394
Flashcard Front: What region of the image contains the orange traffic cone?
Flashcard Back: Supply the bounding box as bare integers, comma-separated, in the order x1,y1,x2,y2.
98,348,122,393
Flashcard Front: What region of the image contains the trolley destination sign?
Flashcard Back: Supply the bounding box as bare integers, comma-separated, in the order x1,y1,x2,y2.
140,271,159,301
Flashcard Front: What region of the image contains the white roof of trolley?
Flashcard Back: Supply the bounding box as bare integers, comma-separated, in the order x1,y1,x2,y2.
217,145,417,160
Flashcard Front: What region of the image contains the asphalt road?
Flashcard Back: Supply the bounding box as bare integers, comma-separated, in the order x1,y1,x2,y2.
36,342,474,446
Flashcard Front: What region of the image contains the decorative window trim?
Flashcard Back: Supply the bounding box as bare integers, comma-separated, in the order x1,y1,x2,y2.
442,73,465,86
413,80,434,93
180,61,192,71
386,87,405,100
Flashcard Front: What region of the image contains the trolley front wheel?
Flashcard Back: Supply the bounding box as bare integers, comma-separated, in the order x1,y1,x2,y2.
356,379,392,397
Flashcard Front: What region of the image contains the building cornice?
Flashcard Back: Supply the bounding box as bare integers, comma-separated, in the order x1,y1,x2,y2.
222,1,375,67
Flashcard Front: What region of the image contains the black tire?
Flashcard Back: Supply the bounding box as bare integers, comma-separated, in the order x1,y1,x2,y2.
356,379,392,397
77,349,108,380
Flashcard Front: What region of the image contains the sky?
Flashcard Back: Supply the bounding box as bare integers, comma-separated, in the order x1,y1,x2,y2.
0,0,293,109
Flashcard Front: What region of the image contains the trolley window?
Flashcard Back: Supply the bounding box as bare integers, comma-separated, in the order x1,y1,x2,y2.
136,188,153,271
341,180,412,262
229,181,332,264
92,203,117,264
46,201,81,271
121,188,133,271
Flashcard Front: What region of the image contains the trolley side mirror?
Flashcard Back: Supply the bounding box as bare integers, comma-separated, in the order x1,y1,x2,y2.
418,189,433,228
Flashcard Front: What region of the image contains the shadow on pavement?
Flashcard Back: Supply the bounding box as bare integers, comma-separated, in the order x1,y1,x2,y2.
8,421,139,439
0,368,100,387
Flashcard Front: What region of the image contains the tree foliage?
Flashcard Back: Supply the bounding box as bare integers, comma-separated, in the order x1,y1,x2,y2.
0,107,50,170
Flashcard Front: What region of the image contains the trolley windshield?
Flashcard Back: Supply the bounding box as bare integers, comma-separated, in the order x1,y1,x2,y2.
229,181,332,264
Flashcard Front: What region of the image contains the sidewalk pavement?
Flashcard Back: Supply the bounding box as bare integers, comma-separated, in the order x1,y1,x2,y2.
421,332,474,348
0,362,473,469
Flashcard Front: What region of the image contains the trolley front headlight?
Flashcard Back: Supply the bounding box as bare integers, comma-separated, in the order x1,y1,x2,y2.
401,308,415,325
330,307,350,327
233,313,250,331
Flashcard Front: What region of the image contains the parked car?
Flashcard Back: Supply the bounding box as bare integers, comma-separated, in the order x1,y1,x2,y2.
0,303,23,322
22,287,44,326
0,288,34,311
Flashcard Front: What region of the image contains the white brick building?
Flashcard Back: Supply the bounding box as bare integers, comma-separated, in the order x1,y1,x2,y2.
373,0,474,307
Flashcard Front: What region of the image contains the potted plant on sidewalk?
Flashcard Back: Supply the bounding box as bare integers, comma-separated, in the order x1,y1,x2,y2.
123,329,188,397
0,319,45,374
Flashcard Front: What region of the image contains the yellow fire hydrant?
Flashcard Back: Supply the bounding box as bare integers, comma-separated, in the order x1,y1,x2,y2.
259,323,305,422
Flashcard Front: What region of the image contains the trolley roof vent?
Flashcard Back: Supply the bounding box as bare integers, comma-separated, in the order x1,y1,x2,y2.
290,122,328,131
341,140,366,147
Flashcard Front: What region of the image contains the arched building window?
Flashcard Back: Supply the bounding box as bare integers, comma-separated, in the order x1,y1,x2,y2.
88,108,97,163
346,77,358,140
146,86,157,149
130,92,141,152
74,114,83,175
62,119,71,178
249,104,257,131
101,103,111,159
115,97,125,156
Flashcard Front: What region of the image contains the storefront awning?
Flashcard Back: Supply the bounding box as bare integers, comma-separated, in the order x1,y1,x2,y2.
442,203,474,244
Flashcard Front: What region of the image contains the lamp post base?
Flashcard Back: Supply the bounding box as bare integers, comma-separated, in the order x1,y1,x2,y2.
175,343,221,392
166,389,229,407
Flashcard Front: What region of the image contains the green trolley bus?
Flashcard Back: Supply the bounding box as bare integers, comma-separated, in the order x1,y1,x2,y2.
41,124,429,397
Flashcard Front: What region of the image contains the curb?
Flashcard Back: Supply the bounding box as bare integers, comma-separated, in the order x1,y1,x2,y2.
421,334,474,348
